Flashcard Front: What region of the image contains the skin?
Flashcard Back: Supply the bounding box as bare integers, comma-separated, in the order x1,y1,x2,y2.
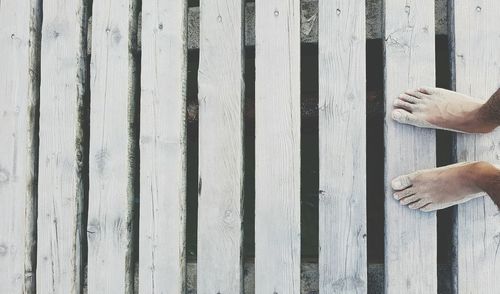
392,87,499,133
392,161,500,212
391,87,500,211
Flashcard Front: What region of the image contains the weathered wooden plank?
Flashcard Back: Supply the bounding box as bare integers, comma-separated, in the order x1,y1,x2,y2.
196,0,245,292
183,262,452,294
87,0,139,292
0,0,40,292
255,0,301,293
318,0,367,292
133,261,455,294
451,1,500,292
184,0,448,49
139,0,187,293
384,1,437,293
37,0,88,292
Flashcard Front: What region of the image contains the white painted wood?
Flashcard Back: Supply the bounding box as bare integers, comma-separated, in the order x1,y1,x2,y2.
318,0,367,292
255,0,301,293
384,1,437,293
87,0,138,293
451,0,500,292
139,0,187,293
37,0,87,292
184,0,450,49
0,0,39,292
196,0,245,293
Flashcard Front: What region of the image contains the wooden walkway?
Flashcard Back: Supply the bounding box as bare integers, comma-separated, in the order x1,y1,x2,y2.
0,0,498,293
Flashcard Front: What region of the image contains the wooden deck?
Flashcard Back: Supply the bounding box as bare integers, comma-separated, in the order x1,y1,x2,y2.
0,0,499,293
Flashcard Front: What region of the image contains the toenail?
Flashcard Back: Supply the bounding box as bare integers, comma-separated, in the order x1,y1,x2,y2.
393,111,401,120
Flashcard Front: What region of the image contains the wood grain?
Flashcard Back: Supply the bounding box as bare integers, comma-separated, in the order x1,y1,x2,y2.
0,0,40,292
255,0,301,293
139,0,187,293
196,0,245,293
384,1,437,293
318,0,367,292
87,0,138,292
451,0,500,292
37,0,88,292
184,0,449,49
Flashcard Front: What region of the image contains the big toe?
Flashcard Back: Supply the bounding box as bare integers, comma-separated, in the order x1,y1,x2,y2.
392,109,418,125
392,175,413,191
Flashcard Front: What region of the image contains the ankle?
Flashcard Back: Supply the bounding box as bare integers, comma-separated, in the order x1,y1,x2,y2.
476,104,500,133
472,161,500,193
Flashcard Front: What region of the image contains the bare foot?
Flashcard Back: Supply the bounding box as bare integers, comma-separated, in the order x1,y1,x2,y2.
391,162,489,212
391,87,497,133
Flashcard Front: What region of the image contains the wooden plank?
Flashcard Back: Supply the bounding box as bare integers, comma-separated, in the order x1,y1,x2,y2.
254,0,301,293
86,0,138,292
184,0,449,49
196,0,245,293
384,1,437,293
318,0,367,292
0,0,40,292
37,0,88,292
183,262,453,294
133,261,455,294
138,0,187,293
451,1,500,292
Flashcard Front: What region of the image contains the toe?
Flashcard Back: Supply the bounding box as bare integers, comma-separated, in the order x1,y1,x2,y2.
420,203,437,212
393,188,415,200
391,109,419,126
417,86,436,95
398,93,421,104
405,89,427,99
393,99,415,111
400,194,420,206
391,174,413,191
409,199,431,210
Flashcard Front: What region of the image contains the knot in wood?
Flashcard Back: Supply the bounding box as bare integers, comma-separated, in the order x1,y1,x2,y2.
0,244,7,256
0,168,10,183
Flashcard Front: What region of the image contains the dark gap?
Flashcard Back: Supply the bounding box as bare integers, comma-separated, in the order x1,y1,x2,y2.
366,39,385,265
243,46,255,259
79,0,93,292
188,0,199,8
435,34,454,294
28,0,43,291
301,43,319,259
128,0,142,291
186,49,199,260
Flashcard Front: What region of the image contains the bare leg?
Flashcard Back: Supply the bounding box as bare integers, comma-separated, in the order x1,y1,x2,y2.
479,163,500,209
391,87,500,133
478,88,500,126
392,162,500,212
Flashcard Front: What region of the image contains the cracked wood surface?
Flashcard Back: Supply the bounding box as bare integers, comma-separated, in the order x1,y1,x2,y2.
196,0,245,293
254,0,301,293
384,0,437,293
452,0,500,292
37,0,88,292
138,0,187,293
0,0,40,293
318,0,367,292
86,0,138,292
183,0,448,49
